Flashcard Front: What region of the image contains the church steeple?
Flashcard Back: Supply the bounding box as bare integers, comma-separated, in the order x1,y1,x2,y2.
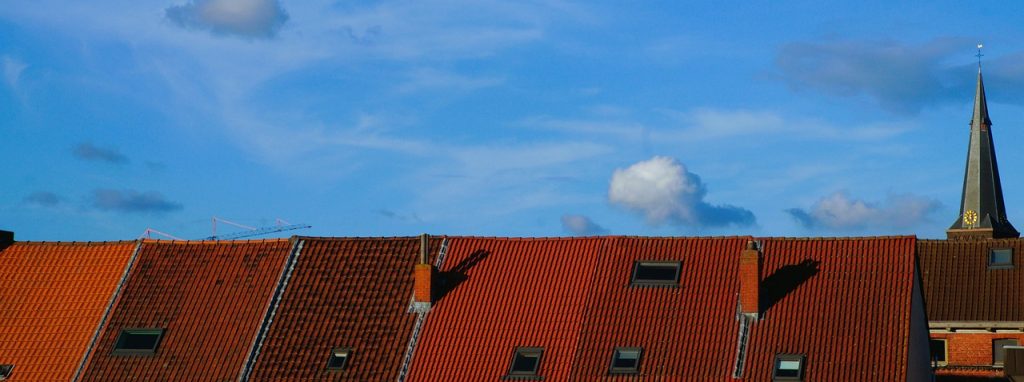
947,64,1019,239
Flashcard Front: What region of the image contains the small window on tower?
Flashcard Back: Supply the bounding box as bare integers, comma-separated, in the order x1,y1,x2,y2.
990,248,1014,269
772,354,805,381
112,328,164,355
930,339,947,365
326,348,352,370
608,347,642,374
0,364,13,380
630,261,681,287
505,347,544,379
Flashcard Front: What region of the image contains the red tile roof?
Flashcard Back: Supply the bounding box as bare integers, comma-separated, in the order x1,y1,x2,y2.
919,239,1024,321
741,237,918,381
407,236,922,381
78,239,293,381
0,241,137,382
246,236,442,381
407,237,606,381
569,236,751,379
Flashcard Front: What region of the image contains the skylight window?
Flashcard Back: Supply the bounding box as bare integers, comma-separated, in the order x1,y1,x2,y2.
326,348,352,370
609,347,642,374
0,364,13,381
990,248,1014,269
994,339,1019,366
630,261,681,287
506,347,543,378
772,354,805,381
112,328,164,355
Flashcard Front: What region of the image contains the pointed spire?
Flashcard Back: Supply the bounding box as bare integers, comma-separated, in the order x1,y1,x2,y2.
948,57,1018,240
972,69,992,128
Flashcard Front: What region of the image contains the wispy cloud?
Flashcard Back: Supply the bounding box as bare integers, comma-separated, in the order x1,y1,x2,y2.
72,143,129,164
2,56,27,89
561,214,607,235
775,38,968,114
786,191,941,231
608,156,755,228
92,189,183,213
396,68,504,93
165,0,289,39
23,191,60,207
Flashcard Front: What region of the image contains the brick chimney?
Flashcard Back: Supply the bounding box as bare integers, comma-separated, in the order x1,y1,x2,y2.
0,230,12,251
739,240,761,318
412,234,432,312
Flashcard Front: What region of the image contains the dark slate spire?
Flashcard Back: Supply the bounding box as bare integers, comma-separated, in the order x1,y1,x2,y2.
947,67,1019,239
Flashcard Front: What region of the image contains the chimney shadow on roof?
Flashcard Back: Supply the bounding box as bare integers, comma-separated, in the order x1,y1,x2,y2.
433,249,490,305
759,259,820,315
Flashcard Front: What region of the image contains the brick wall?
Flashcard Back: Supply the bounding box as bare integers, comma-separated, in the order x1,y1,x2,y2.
931,332,1024,366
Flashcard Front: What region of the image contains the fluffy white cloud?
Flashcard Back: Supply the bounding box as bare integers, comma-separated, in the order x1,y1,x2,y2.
787,191,941,230
165,0,288,38
608,156,755,227
560,214,607,236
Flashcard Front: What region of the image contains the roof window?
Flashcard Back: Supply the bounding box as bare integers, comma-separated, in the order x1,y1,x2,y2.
609,347,642,374
113,328,164,355
990,248,1014,269
505,347,543,379
994,339,1019,366
630,261,681,287
772,354,805,381
326,348,352,370
0,364,12,380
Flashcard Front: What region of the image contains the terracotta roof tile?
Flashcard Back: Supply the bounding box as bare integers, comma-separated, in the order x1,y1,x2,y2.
407,236,921,381
741,237,918,381
78,239,293,381
408,237,605,381
919,239,1024,321
246,236,441,381
0,241,137,382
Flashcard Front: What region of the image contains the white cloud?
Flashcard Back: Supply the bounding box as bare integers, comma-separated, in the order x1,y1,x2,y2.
2,56,27,88
396,68,504,93
561,214,607,235
608,156,755,227
165,0,289,38
786,191,941,231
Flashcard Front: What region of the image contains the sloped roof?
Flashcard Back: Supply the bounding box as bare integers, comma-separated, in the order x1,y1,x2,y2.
742,237,917,381
246,236,442,381
569,236,750,379
407,236,920,381
407,237,606,381
919,238,1024,321
0,241,137,382
78,239,293,381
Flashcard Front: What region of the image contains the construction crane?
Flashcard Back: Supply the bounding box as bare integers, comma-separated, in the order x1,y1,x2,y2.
204,216,311,241
138,228,185,241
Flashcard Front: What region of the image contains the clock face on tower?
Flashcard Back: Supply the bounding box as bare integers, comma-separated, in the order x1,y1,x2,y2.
963,209,979,227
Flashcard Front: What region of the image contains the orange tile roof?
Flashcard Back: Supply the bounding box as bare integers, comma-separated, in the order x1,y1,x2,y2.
78,239,293,381
919,239,1024,321
0,241,137,382
246,236,442,381
408,236,605,381
407,236,922,381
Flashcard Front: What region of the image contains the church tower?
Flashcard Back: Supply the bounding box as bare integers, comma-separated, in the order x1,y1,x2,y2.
947,63,1019,240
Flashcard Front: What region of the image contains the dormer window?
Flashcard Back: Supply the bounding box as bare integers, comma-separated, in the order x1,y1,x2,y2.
505,347,543,379
772,354,805,381
112,328,164,355
630,261,681,287
609,347,642,374
326,348,352,370
0,364,13,380
990,248,1014,269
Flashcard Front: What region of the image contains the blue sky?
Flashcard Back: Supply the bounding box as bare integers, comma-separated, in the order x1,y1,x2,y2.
3,1,1024,241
